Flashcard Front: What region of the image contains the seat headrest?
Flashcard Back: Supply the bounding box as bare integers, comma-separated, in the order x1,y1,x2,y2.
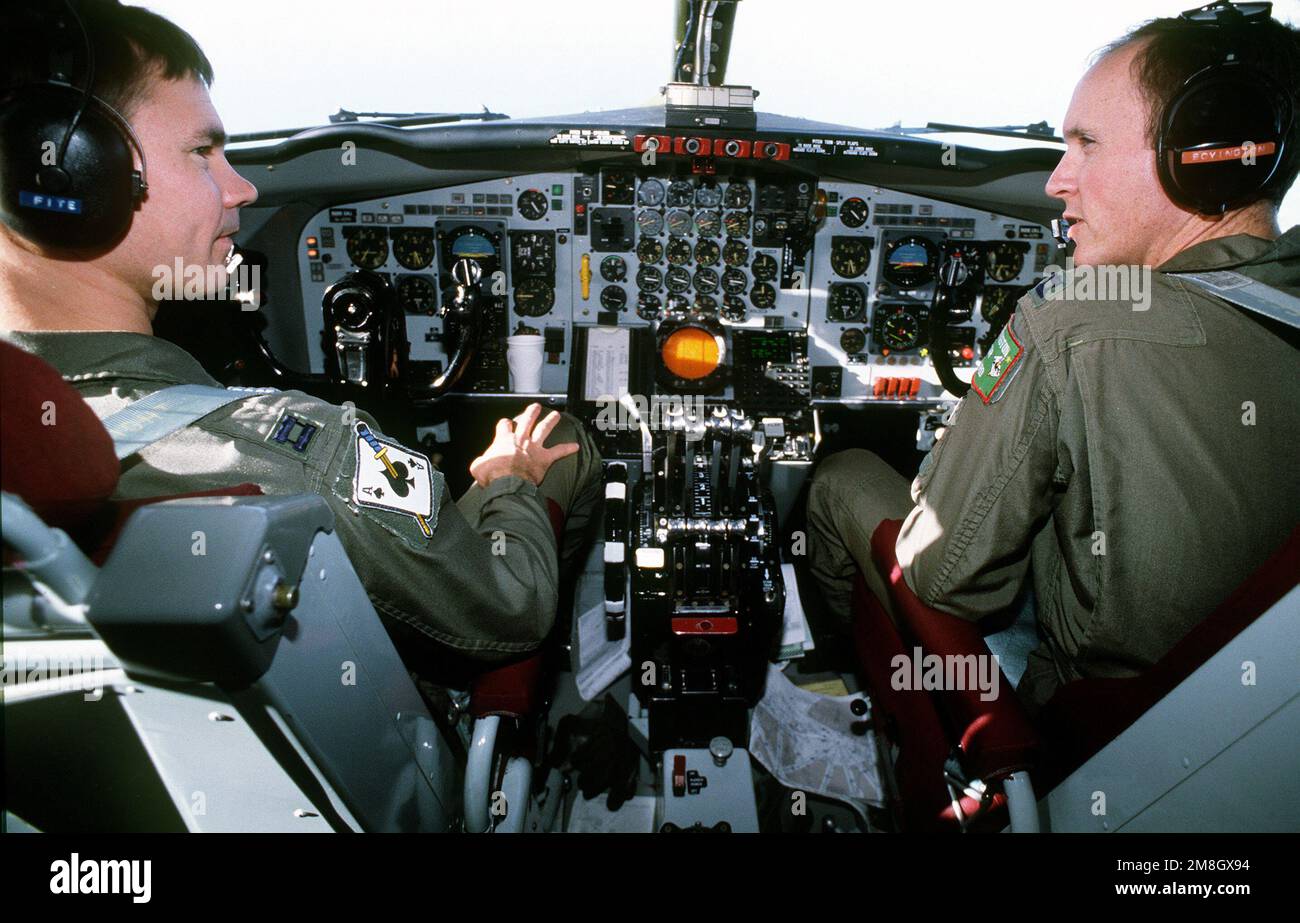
0,339,119,529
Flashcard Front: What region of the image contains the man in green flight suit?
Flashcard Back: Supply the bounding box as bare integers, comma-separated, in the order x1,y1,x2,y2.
0,1,602,666
807,4,1300,714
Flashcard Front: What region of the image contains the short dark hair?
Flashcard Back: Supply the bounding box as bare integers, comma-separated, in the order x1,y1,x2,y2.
1098,11,1300,207
0,0,213,119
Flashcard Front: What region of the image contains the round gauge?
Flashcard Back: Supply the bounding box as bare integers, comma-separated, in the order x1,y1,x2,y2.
751,282,777,309
751,253,778,282
444,225,499,273
721,267,748,294
392,228,435,270
946,286,976,321
724,210,751,238
831,237,871,278
601,285,628,311
603,170,635,205
840,197,869,229
600,255,628,282
827,283,866,322
724,183,752,209
723,239,749,268
517,189,549,221
636,265,664,292
514,277,554,317
636,237,664,264
722,295,747,322
637,210,665,237
694,294,718,315
873,305,921,351
986,241,1027,283
695,183,722,208
981,285,1019,325
397,275,436,314
840,328,867,354
665,294,692,314
695,210,722,238
665,265,692,294
695,238,720,266
638,178,666,207
882,236,939,288
693,268,719,294
666,237,693,266
345,227,388,270
666,180,694,207
666,209,693,237
511,231,554,276
637,292,663,320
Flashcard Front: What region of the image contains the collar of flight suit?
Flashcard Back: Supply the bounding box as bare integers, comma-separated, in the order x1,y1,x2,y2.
0,330,222,389
1156,225,1300,274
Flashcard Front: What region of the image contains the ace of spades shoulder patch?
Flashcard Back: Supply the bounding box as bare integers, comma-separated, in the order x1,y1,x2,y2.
351,422,442,539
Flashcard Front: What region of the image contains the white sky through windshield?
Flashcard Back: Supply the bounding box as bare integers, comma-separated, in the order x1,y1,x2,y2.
147,0,1299,228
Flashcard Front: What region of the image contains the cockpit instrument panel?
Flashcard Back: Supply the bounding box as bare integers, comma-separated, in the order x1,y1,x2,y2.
298,170,1053,401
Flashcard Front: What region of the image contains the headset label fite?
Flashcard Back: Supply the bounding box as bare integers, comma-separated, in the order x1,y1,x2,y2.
19,190,82,213
1181,141,1277,164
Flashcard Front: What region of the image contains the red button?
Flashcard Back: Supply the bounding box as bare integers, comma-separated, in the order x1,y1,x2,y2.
672,755,687,797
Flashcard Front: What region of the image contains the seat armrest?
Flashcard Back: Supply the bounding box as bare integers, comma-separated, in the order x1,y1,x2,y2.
870,518,1039,780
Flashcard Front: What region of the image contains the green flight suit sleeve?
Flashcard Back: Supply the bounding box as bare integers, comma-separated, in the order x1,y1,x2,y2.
319,409,561,661
895,310,1063,620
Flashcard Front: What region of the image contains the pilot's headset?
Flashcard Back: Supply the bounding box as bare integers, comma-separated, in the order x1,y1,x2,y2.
0,0,148,250
1156,1,1297,215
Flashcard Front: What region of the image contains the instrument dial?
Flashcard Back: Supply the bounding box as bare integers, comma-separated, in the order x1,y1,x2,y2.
751,252,778,282
724,183,752,209
831,237,871,278
602,170,635,205
873,304,922,351
695,210,722,237
514,277,555,317
637,292,663,320
724,210,751,237
840,328,867,354
600,255,628,282
392,228,435,270
666,210,693,237
721,267,748,294
638,178,666,207
839,197,869,229
636,265,664,292
985,241,1028,283
666,237,693,266
750,282,777,309
667,180,694,207
637,210,665,236
827,283,866,322
695,183,723,208
517,189,549,221
600,285,628,311
666,294,691,314
443,225,500,273
981,285,1019,326
694,294,718,315
345,227,388,270
666,265,692,294
397,275,436,314
722,238,749,267
510,231,555,276
882,236,939,288
636,237,664,264
695,238,721,266
722,295,747,322
693,268,719,294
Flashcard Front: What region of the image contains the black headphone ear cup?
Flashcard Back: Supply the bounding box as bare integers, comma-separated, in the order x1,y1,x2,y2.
0,83,137,249
1157,66,1291,214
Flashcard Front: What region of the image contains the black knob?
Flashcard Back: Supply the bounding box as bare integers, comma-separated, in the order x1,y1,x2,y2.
849,697,869,716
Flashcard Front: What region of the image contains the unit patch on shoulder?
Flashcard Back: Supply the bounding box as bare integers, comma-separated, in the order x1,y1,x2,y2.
971,320,1024,405
352,422,439,539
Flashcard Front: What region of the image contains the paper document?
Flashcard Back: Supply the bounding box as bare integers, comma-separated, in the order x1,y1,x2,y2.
776,562,815,661
583,326,631,403
575,600,631,702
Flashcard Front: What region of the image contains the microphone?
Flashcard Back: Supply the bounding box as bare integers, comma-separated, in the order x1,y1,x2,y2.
1050,217,1073,249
